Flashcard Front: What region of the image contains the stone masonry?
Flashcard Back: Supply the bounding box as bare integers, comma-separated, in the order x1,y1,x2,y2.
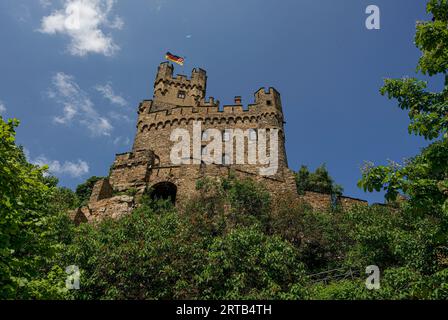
72,62,366,223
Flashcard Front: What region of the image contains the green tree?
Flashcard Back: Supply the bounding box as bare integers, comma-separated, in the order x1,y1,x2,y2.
198,227,308,299
355,0,448,293
295,165,311,195
63,201,202,299
359,0,448,246
295,164,343,197
269,192,352,272
0,117,70,299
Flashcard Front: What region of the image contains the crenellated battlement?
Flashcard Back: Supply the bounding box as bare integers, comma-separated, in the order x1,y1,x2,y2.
133,63,288,162
139,97,281,116
202,96,219,107
136,106,284,134
149,62,284,115
153,62,207,107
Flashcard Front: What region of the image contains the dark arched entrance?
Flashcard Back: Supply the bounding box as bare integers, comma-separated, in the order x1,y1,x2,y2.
149,182,177,204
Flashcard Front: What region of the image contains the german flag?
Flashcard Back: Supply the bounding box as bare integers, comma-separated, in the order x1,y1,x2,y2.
165,52,185,66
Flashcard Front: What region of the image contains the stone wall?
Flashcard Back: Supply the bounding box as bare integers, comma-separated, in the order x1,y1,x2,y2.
71,62,368,224
300,192,369,212
89,178,113,202
72,195,135,225
133,90,287,170
338,196,368,210
109,149,155,192
301,191,333,212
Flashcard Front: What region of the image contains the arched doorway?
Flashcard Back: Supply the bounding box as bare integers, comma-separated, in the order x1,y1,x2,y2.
149,182,177,204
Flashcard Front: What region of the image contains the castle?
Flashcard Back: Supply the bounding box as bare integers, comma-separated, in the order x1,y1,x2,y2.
72,62,366,224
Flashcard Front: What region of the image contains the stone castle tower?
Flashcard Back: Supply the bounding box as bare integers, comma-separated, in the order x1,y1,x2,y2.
72,62,365,224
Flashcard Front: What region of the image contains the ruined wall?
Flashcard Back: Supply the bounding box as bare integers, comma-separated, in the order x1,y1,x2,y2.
72,195,135,225
141,163,298,209
109,149,155,192
89,178,113,203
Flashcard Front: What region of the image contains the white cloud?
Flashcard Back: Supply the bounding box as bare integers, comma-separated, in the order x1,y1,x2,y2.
0,101,6,114
54,104,77,124
39,0,122,57
108,111,132,123
49,72,113,136
95,83,127,107
31,154,89,178
113,136,131,146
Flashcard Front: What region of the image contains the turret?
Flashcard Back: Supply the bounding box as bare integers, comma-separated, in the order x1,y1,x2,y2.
254,87,283,113
155,62,174,83
152,62,207,108
191,68,207,89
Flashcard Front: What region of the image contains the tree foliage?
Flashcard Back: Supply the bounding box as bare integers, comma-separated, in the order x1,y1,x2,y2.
358,0,448,264
351,0,448,299
187,175,272,236
0,117,71,299
62,195,308,300
295,164,343,197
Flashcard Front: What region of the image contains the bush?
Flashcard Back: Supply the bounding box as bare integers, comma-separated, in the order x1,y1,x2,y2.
198,227,308,299
185,175,271,237
295,164,343,197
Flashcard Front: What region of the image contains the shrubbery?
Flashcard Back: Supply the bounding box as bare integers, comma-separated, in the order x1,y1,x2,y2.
56,173,447,300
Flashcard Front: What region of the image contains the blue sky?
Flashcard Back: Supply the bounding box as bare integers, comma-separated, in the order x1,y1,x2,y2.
0,0,443,203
